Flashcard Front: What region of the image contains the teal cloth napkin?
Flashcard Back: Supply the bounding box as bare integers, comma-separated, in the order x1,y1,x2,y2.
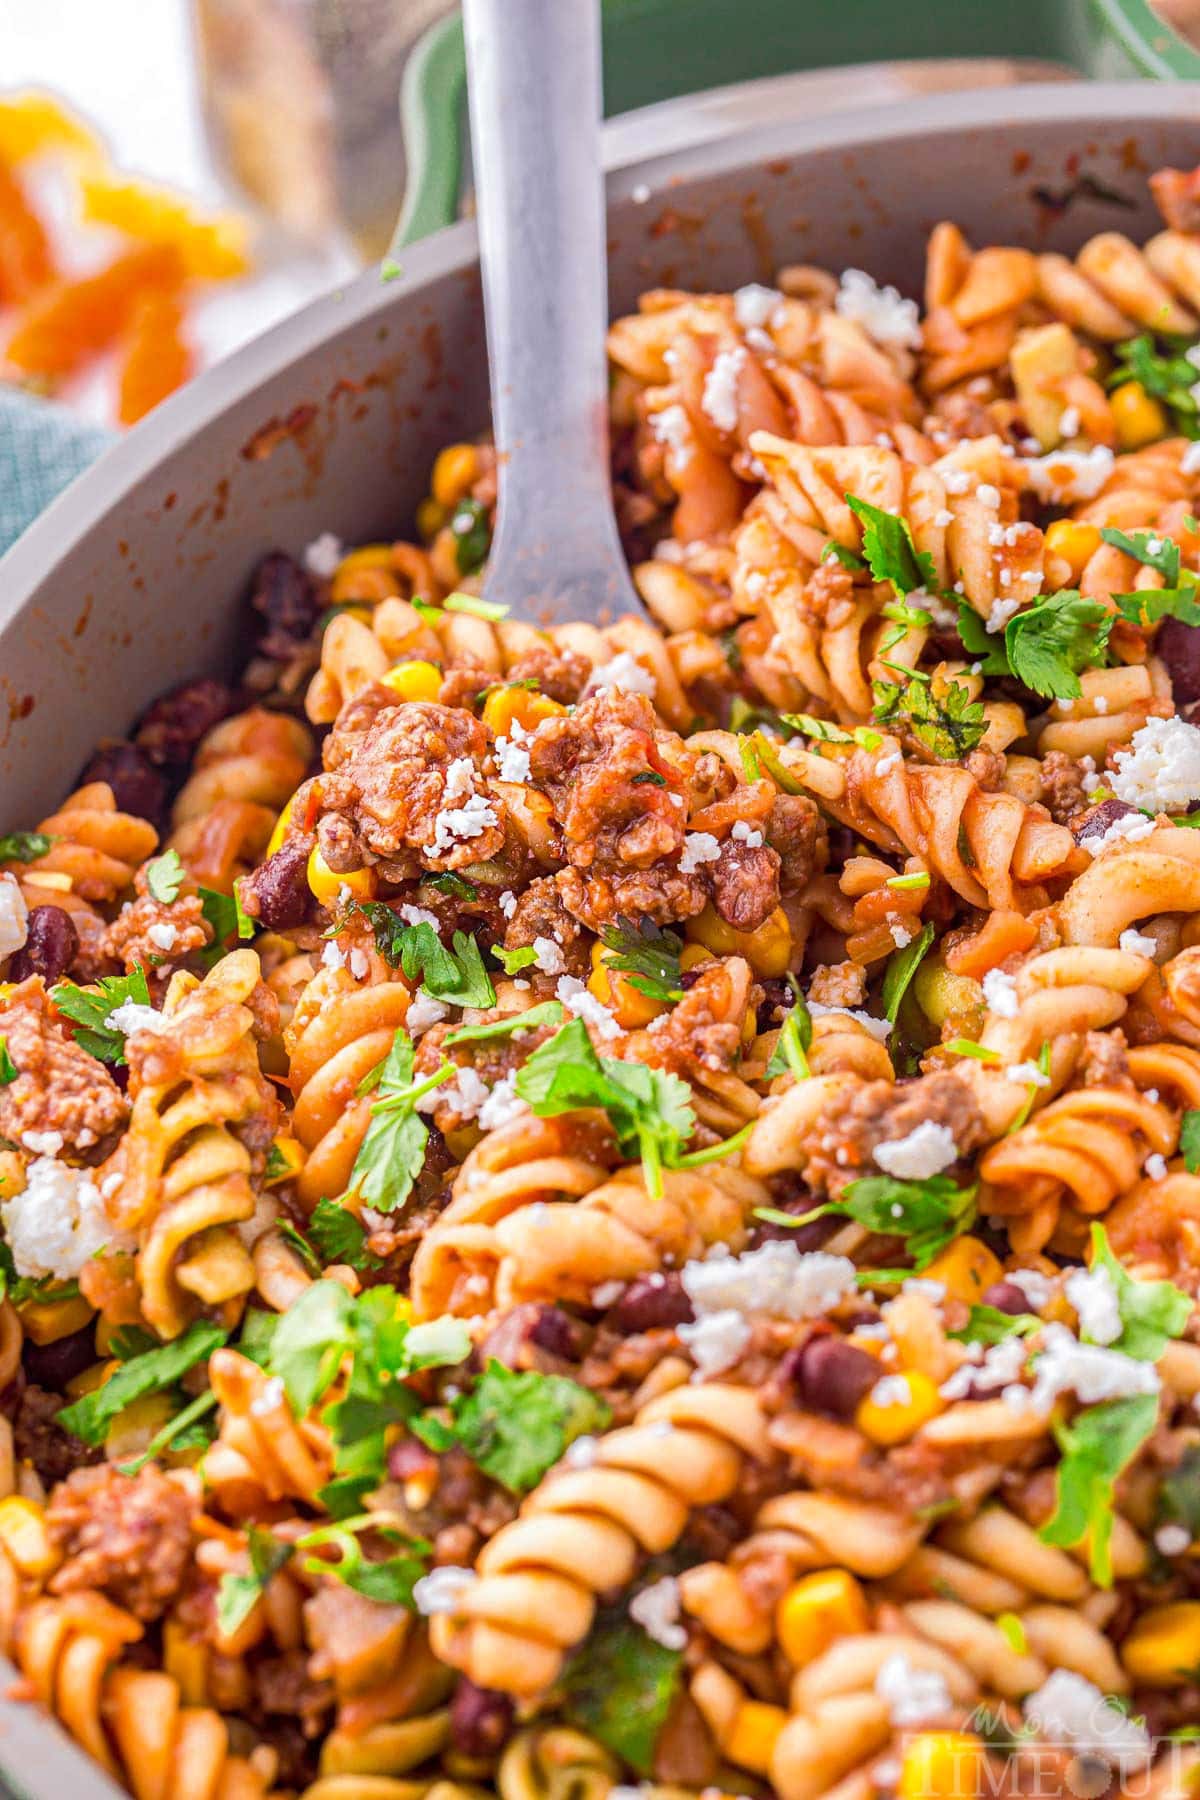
0,389,114,559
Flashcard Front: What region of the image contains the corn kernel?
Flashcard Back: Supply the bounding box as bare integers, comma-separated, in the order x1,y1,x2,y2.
480,685,567,738
0,1497,59,1578
1122,1602,1200,1686
64,1359,108,1400
265,793,297,861
913,956,983,1027
679,943,715,974
724,1701,788,1776
922,1236,1003,1306
266,1136,306,1187
19,1294,94,1345
415,497,446,542
588,940,667,1030
380,659,443,704
776,1569,867,1667
164,1618,209,1706
307,846,375,908
1110,380,1169,451
687,902,792,978
431,443,480,509
898,1730,986,1800
855,1368,943,1445
1043,519,1102,584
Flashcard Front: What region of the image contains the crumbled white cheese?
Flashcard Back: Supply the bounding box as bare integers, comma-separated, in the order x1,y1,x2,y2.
1065,1264,1122,1345
629,1577,687,1650
733,283,783,331
807,1001,891,1042
0,875,28,959
399,903,440,928
933,507,953,528
495,718,532,784
701,348,745,434
498,890,518,920
104,1001,170,1038
321,941,347,970
650,404,692,461
1083,812,1155,856
681,1241,857,1323
304,531,343,578
349,947,369,980
1119,927,1157,956
1020,445,1115,503
147,921,178,951
2,1154,133,1280
419,1066,489,1122
678,1309,753,1376
556,975,621,1039
679,832,722,874
430,757,499,856
889,923,913,949
941,1333,1030,1400
730,820,764,848
1145,1151,1168,1181
592,1280,625,1307
564,1434,599,1468
873,1120,958,1180
476,1070,529,1132
1092,694,1108,714
1009,1267,1053,1310
1155,1522,1192,1556
1027,1323,1159,1412
834,268,922,349
1112,716,1200,814
1182,440,1200,476
532,936,566,976
874,1653,953,1727
1005,1059,1051,1088
982,968,1019,1019
941,467,972,495
1023,1671,1150,1770
586,650,657,698
406,992,448,1036
21,1129,63,1155
868,1374,913,1408
986,596,1021,633
413,1566,478,1616
875,750,902,776
1059,405,1081,437
976,482,1001,509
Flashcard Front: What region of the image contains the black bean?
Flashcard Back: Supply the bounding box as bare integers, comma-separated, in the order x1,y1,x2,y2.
795,1335,879,1419
135,678,235,769
449,1680,514,1759
22,1323,96,1390
77,741,168,826
1073,797,1139,845
1157,617,1200,708
607,1271,694,1332
8,905,78,985
249,551,319,659
981,1280,1034,1316
240,841,312,930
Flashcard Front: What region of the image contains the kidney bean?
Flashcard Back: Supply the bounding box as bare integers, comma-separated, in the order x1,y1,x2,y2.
22,1323,97,1390
607,1270,693,1332
77,741,168,826
240,841,312,930
528,1305,581,1359
479,1303,580,1368
387,1437,438,1482
8,905,78,985
249,551,319,658
796,1335,879,1419
981,1279,1034,1316
450,1681,515,1759
135,678,235,769
1072,797,1140,846
1156,616,1200,708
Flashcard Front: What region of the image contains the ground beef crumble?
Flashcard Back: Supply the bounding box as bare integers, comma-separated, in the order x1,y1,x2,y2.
802,1069,985,1197
0,980,127,1154
100,879,210,977
12,1384,102,1487
47,1463,197,1620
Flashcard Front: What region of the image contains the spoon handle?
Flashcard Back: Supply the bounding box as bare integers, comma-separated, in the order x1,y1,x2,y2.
463,0,635,618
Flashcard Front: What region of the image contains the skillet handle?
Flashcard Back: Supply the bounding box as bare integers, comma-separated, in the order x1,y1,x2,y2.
391,0,1200,251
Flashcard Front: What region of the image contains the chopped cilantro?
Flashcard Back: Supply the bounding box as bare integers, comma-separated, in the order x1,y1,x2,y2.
0,1040,16,1086
308,1198,384,1272
1007,1041,1052,1134
444,1002,563,1047
297,1514,430,1606
631,770,667,787
417,1360,610,1494
1003,591,1113,699
1041,1392,1159,1586
1181,1109,1200,1174
1156,1445,1200,1541
277,1220,322,1277
746,730,804,794
424,871,478,901
599,917,684,1003
57,1319,226,1446
781,713,882,750
51,967,153,1064
0,831,52,864
216,1527,294,1637
845,493,937,595
880,921,935,1023
115,1388,218,1476
1101,526,1182,584
199,883,254,946
1114,586,1200,628
1107,334,1200,438
824,1173,978,1273
560,1609,684,1774
145,848,185,903
949,1305,1040,1345
955,602,1010,676
874,672,988,760
821,538,868,572
494,944,538,975
1088,1224,1191,1361
346,1029,453,1216
448,501,492,577
765,997,812,1080
356,911,497,1009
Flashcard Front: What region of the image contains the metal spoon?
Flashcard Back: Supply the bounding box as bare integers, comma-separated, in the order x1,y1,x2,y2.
462,0,640,623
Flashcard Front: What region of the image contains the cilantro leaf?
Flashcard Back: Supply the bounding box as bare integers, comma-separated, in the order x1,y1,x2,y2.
277,1221,322,1277
1156,1445,1200,1540
881,921,935,1023
877,674,988,761
1089,1224,1191,1361
845,493,937,596
346,1029,453,1215
0,1039,16,1086
297,1515,430,1607
560,1608,684,1774
515,1018,696,1196
949,1305,1040,1346
1003,591,1112,700
308,1199,383,1272
1114,586,1200,628
57,1320,226,1446
0,831,52,864
199,884,254,945
1107,334,1200,438
1181,1109,1200,1175
1101,526,1182,584
437,1360,611,1494
444,1002,563,1047
115,1388,218,1475
955,602,1010,676
449,498,491,575
1041,1392,1159,1586
494,945,538,975
780,713,882,751
145,848,185,903
425,872,478,901
599,917,684,1003
216,1526,293,1637
51,967,153,1064
384,918,496,1007
827,1173,977,1272
765,997,812,1080
0,1240,78,1309
268,1279,355,1415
